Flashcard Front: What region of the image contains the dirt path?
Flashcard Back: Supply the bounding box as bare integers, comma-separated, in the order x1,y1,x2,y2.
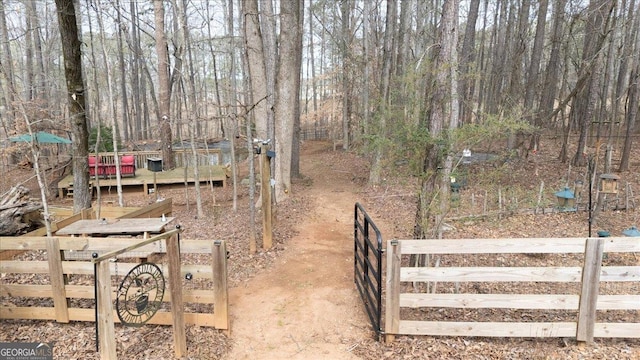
225,142,370,359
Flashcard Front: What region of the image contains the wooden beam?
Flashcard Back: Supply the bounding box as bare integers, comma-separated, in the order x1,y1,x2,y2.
46,237,69,323
577,238,604,344
0,306,219,327
400,266,583,283
212,240,229,330
96,260,117,359
384,240,401,342
398,320,577,337
260,144,273,249
116,198,172,219
166,234,186,357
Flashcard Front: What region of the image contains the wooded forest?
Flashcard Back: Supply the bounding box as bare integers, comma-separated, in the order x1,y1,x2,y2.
0,0,639,235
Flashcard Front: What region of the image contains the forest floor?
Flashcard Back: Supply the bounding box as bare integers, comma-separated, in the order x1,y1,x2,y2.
1,136,639,359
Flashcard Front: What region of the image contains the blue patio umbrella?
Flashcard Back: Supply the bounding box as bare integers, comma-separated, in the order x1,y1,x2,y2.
10,131,71,144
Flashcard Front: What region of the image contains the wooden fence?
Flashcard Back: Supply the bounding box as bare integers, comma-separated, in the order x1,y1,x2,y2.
385,237,640,343
0,232,229,358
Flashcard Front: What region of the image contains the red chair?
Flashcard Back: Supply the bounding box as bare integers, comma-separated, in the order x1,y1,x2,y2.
88,156,103,177
120,155,136,177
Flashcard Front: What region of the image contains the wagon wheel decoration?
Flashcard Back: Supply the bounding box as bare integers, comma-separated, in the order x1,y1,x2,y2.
116,262,165,327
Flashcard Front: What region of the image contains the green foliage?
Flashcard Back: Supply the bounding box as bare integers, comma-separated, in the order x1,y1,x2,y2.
89,125,119,152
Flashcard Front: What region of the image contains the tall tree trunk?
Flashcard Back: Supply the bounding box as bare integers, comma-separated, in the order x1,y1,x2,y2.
340,0,352,150
0,1,16,132
55,0,91,212
618,6,640,171
115,0,130,142
571,0,615,166
26,1,46,105
95,0,123,207
291,3,304,179
153,0,175,170
369,0,396,185
259,0,277,142
458,0,480,125
539,0,567,145
274,0,301,201
415,0,459,240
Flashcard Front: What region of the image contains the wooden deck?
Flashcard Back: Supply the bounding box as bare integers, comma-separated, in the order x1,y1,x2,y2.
58,165,227,197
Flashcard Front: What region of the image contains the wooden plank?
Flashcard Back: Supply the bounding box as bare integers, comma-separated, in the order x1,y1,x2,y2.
2,236,217,254
594,323,640,338
399,293,580,310
384,240,401,342
599,266,640,282
2,260,214,279
116,198,172,219
400,266,583,282
596,295,640,310
166,234,186,357
92,229,179,263
398,238,589,254
260,145,273,249
0,307,217,327
212,240,229,330
577,238,604,343
397,320,577,337
46,237,69,323
56,218,175,236
96,260,117,359
1,284,215,304
601,237,640,253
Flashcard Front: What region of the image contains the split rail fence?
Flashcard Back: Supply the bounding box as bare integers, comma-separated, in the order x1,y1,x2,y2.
384,237,640,343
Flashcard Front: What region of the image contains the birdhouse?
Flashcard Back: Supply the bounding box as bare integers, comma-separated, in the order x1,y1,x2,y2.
554,187,576,210
599,174,619,194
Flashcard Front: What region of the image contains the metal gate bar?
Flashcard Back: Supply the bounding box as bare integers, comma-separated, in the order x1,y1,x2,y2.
354,202,384,338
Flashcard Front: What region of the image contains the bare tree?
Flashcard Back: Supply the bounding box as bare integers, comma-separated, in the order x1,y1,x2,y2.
0,0,16,134
618,3,640,171
153,0,175,170
571,0,616,166
414,0,459,240
274,0,302,201
55,0,91,212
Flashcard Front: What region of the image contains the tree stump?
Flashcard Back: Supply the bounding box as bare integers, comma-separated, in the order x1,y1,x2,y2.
0,186,43,235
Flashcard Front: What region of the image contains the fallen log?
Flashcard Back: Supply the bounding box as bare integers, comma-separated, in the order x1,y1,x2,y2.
0,186,43,236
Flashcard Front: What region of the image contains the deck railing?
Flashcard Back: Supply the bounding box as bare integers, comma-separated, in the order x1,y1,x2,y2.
91,148,222,169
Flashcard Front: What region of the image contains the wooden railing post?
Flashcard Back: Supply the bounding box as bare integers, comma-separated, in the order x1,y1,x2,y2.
96,260,116,359
212,240,229,330
166,234,187,357
577,237,604,343
45,237,69,323
385,239,401,343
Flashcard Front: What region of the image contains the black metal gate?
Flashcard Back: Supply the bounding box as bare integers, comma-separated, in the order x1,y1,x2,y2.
354,202,384,338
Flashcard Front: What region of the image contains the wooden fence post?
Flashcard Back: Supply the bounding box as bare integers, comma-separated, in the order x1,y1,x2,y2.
166,234,187,357
385,240,401,343
260,144,273,249
577,237,604,343
96,260,116,359
46,237,69,323
212,240,229,330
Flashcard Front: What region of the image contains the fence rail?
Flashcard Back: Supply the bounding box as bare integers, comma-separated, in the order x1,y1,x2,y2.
384,237,640,343
92,148,222,168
